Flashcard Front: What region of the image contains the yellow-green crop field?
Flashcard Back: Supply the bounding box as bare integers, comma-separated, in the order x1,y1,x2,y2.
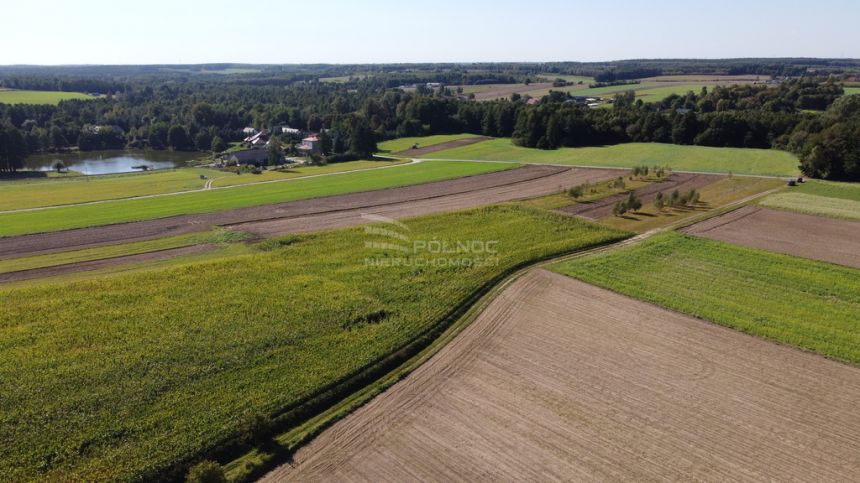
0,205,629,481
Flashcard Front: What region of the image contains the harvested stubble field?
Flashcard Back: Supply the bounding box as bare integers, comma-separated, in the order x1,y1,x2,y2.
264,269,860,482
682,205,860,269
0,205,628,481
555,232,860,364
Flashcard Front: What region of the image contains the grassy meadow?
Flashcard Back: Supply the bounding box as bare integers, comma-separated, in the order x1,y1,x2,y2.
0,90,93,105
1,160,409,212
0,161,513,236
377,134,480,153
209,159,407,187
796,178,860,202
553,232,860,364
759,192,860,221
844,87,860,96
419,138,800,176
0,168,221,211
0,205,629,481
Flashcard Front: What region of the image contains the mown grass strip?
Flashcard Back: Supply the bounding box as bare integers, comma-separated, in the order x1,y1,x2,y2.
759,192,860,221
0,161,512,237
421,138,800,177
0,204,628,481
553,232,860,364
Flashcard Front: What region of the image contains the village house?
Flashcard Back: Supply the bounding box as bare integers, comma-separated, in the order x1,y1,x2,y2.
221,149,268,166
296,134,322,156
242,127,258,136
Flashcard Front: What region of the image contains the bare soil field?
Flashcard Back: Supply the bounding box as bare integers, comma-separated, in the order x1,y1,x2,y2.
467,82,554,100
235,167,617,237
263,269,860,482
0,165,617,260
682,205,860,269
0,245,217,283
561,172,722,219
395,137,490,156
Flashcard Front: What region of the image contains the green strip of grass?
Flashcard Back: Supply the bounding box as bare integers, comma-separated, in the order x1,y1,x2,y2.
0,205,629,481
553,232,860,364
759,192,860,221
420,138,800,177
0,161,513,237
377,134,481,153
796,179,860,202
0,168,222,211
0,90,93,105
210,160,406,188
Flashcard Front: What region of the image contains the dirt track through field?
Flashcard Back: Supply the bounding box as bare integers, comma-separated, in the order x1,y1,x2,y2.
0,165,618,260
683,205,860,269
0,244,217,283
394,137,490,156
263,269,860,482
560,172,722,219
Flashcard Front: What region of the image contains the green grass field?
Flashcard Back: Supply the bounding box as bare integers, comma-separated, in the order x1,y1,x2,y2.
634,84,710,101
796,179,860,202
0,161,513,236
759,192,860,221
377,134,480,153
0,205,628,481
0,168,221,211
2,161,409,212
210,160,406,187
0,90,93,105
419,138,800,176
844,87,860,96
553,232,860,364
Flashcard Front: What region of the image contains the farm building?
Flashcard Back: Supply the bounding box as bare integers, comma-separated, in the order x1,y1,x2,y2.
297,135,322,156
221,148,268,165
242,127,258,136
243,130,270,147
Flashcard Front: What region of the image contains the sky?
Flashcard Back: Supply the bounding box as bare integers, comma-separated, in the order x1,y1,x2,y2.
1,0,857,65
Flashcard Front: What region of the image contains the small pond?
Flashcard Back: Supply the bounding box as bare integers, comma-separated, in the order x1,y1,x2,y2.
24,150,203,175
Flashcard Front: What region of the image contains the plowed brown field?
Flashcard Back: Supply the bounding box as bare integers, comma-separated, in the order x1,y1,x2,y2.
262,269,860,482
683,205,860,268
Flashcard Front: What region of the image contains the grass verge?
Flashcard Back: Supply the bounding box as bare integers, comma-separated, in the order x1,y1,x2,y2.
553,232,860,364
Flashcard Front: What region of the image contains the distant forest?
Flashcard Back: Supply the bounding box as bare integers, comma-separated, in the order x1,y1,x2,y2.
1,59,859,180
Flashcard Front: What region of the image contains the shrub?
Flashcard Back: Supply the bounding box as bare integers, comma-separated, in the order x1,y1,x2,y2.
568,185,584,199
654,192,665,211
238,412,272,445
625,192,642,212
186,461,226,483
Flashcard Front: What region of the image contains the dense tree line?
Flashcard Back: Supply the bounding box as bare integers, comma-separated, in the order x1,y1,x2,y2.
0,66,859,180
